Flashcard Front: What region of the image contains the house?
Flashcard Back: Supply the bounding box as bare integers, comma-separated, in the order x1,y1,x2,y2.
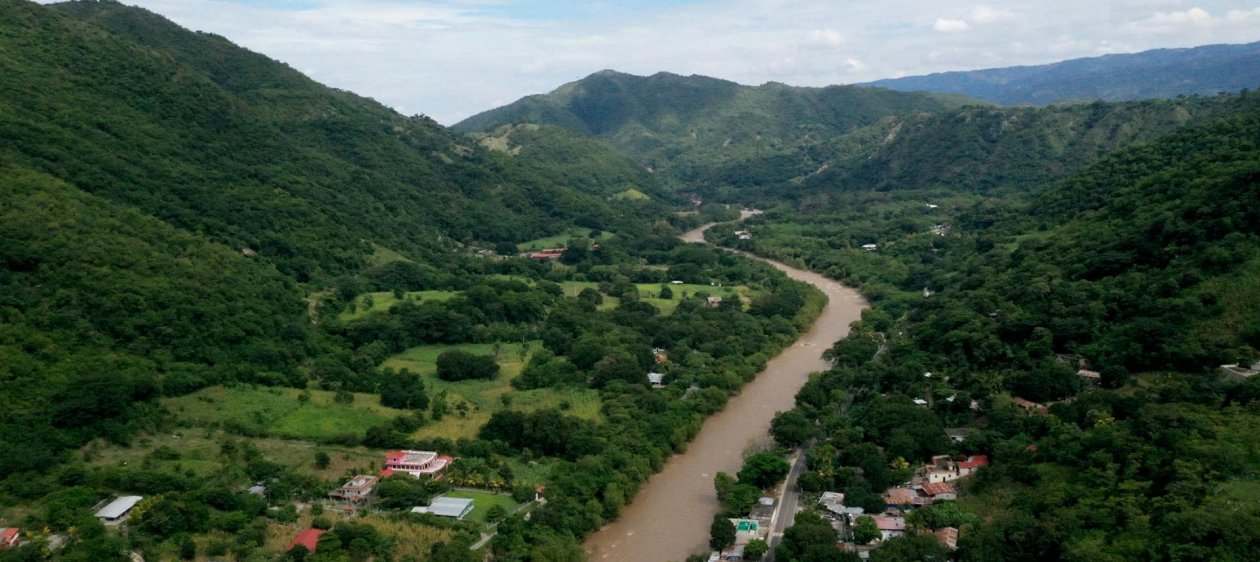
912,398,928,408
411,496,474,519
934,527,959,550
0,528,19,549
883,487,924,510
730,518,766,543
529,248,565,260
95,496,143,524
871,516,906,541
748,500,775,525
287,529,325,553
330,475,379,503
957,455,989,477
944,428,972,443
671,280,685,285
382,450,451,478
647,372,665,388
919,482,957,502
652,348,668,364
861,244,878,251
707,296,723,307
1012,397,1048,414
1076,369,1101,382
247,485,266,496
819,492,845,516
1219,363,1258,380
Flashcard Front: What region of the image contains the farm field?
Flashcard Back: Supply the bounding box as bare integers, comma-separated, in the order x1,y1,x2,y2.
381,341,603,441
516,227,612,251
443,490,523,524
338,289,461,321
162,386,405,441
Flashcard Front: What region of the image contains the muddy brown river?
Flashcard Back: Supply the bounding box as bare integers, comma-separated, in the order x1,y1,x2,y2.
582,217,869,561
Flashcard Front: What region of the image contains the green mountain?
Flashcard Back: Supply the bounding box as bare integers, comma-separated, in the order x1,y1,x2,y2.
749,96,1260,562
763,94,1256,198
0,0,664,476
454,70,975,191
6,1,655,282
863,40,1260,104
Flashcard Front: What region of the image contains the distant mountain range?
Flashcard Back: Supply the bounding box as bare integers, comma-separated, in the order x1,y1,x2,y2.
454,70,972,190
861,41,1260,105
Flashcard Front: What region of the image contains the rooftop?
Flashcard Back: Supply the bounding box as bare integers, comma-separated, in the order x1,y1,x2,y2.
287,529,325,553
95,496,143,520
412,496,475,519
871,516,906,531
386,450,439,465
920,482,956,496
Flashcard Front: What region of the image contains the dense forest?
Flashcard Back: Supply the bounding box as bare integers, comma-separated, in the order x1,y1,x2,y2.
454,70,972,192
0,2,825,561
706,94,1260,561
4,1,1260,561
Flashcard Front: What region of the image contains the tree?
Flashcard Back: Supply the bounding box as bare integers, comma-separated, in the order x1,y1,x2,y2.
771,410,815,448
314,451,331,470
744,539,769,560
709,514,736,553
436,351,499,381
659,285,674,299
379,368,429,410
853,515,880,545
738,453,791,489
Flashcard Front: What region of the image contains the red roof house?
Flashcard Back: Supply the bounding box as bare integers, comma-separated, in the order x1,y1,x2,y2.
287,529,325,553
0,528,19,549
920,482,957,500
935,527,959,550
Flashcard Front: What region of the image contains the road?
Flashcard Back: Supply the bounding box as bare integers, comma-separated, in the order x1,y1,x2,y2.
767,447,809,560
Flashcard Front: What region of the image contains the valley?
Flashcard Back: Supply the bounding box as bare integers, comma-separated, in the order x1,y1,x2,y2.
1,2,1259,562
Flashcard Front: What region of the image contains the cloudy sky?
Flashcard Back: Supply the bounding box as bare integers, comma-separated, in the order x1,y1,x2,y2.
61,1,1260,124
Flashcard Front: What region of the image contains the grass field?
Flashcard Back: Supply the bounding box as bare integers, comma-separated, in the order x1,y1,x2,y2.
558,281,755,315
516,228,613,251
444,490,522,524
162,386,406,441
338,290,460,321
381,341,603,441
611,187,651,201
82,430,384,481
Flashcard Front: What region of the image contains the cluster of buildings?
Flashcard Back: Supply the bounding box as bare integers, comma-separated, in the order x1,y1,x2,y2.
818,454,991,558
709,496,778,561
328,450,453,508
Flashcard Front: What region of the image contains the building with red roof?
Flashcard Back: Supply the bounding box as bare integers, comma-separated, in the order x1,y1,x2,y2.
383,450,451,478
919,482,957,501
287,529,325,553
0,528,19,549
935,527,959,550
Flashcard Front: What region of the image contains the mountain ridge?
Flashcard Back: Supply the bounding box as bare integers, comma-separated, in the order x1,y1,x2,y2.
861,40,1260,105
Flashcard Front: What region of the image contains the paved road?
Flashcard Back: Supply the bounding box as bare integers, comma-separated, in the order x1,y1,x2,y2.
767,447,809,561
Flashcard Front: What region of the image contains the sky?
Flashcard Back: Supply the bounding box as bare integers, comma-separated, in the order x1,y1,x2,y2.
54,0,1260,124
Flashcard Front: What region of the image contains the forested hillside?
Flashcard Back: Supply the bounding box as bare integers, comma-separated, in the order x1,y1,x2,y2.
863,40,1260,105
712,95,1260,561
454,70,972,191
0,3,833,562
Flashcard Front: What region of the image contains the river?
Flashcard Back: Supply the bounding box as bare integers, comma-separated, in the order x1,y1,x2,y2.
582,215,869,561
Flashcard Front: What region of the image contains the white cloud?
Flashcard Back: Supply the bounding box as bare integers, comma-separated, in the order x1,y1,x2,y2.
41,0,1260,124
934,18,971,32
803,29,845,47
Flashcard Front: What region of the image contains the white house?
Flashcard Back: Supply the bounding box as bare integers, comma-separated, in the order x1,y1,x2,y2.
96,496,143,524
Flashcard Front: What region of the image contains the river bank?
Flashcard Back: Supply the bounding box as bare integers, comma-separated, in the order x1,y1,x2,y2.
582,216,868,561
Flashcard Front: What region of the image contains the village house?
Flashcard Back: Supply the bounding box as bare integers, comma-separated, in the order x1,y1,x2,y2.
819,491,846,517
1219,361,1259,380
748,497,775,526
919,482,958,502
1077,369,1101,383
528,248,565,260
957,455,989,477
871,516,906,541
653,348,668,364
707,295,724,307
1012,397,1048,414
944,428,972,443
381,450,451,478
915,454,989,484
412,496,475,519
883,487,925,511
287,529,325,553
647,372,665,388
95,496,143,524
735,229,752,240
0,528,19,549
330,475,379,503
861,244,878,251
935,527,959,550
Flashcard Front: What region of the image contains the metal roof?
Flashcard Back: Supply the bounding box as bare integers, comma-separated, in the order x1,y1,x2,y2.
412,496,474,519
96,496,143,520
